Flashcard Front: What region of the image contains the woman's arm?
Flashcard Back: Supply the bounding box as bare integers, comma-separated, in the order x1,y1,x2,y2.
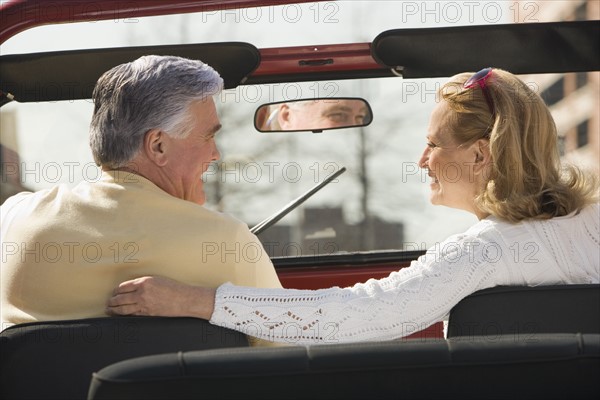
107,235,505,345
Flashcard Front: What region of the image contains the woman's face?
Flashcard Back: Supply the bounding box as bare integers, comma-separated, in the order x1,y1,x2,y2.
418,102,487,217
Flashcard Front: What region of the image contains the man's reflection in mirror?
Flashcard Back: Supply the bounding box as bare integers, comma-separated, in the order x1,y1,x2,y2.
262,99,370,131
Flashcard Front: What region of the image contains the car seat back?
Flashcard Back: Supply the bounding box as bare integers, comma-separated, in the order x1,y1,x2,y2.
88,333,600,400
0,317,248,400
448,284,600,338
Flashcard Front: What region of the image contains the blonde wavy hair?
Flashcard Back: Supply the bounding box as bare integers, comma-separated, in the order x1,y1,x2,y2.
440,68,598,222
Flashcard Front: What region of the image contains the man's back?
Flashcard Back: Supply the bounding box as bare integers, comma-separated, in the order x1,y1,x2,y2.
1,170,281,326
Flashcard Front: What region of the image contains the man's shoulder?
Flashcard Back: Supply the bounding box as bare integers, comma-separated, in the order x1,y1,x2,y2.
176,203,251,233
2,191,34,207
1,191,29,220
198,206,243,224
1,188,63,231
1,188,57,212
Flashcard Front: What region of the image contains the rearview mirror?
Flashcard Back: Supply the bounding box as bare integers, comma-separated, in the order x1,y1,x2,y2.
254,97,373,133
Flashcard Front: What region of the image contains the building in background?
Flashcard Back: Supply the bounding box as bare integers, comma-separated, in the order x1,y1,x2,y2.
0,110,29,203
257,207,404,258
518,0,599,172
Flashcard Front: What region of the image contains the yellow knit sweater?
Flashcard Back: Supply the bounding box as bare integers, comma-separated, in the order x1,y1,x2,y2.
1,170,281,327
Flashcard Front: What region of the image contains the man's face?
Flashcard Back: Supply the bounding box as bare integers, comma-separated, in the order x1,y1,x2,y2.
278,99,369,131
163,98,221,205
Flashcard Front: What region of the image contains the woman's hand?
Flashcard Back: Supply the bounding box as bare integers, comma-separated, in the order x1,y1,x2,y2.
106,276,216,320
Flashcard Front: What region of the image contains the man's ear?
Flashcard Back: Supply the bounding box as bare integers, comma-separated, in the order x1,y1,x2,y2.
473,139,491,175
143,129,169,167
278,104,291,129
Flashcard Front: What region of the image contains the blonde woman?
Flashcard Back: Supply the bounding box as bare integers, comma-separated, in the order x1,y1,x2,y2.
107,68,599,344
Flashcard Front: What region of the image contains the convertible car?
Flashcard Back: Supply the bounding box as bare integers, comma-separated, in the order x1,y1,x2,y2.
1,1,599,399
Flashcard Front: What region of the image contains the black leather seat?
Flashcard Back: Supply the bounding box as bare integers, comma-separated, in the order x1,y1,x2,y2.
88,333,600,400
447,284,600,338
0,317,248,400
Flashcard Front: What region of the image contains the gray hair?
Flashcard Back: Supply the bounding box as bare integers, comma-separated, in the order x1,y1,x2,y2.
89,55,223,168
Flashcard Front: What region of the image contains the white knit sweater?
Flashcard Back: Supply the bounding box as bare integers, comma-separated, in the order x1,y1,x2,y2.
210,204,600,345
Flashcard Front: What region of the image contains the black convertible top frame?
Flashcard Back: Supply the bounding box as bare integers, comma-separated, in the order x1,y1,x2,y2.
0,42,261,106
0,20,598,107
372,20,600,78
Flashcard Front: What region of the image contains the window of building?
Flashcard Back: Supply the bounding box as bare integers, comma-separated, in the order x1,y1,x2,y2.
541,77,564,107
576,72,588,90
577,120,589,148
558,135,566,157
574,2,588,21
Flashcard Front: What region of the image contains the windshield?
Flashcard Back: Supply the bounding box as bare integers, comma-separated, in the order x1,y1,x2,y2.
1,1,597,258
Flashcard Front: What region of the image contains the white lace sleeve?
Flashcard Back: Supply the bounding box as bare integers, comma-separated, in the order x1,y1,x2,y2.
210,234,506,345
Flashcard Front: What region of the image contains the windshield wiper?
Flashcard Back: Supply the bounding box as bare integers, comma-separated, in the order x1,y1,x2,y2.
250,167,346,235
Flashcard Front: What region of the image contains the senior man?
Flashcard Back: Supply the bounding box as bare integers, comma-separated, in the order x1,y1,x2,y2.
1,55,281,327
